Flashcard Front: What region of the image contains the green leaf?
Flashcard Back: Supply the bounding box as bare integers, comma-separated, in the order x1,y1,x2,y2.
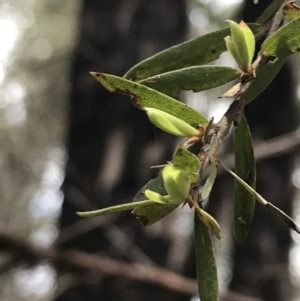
91,72,208,127
226,20,255,73
262,16,300,58
256,0,285,24
194,212,219,301
124,24,260,81
77,199,155,217
139,66,240,97
283,2,300,21
171,145,200,183
245,57,285,104
234,115,256,245
195,206,222,240
220,160,300,235
132,172,179,226
133,145,201,226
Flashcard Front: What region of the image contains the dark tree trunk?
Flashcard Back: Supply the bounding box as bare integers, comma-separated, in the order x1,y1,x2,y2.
56,1,188,301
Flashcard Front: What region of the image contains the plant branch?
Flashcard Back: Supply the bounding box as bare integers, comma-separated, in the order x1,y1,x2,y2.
0,231,270,300
199,4,285,180
0,231,197,296
222,129,300,170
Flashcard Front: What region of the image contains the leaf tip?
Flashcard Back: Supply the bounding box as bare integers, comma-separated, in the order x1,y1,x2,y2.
76,211,85,217
90,71,104,79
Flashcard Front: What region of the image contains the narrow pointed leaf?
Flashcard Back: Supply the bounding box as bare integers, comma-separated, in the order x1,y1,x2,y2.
221,160,300,235
195,206,222,240
91,72,208,127
124,24,260,81
262,16,300,58
194,212,219,301
234,115,256,245
245,58,285,104
77,200,155,217
139,66,240,97
256,0,285,24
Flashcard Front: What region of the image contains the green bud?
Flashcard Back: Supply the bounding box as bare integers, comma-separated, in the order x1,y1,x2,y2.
144,107,200,137
225,20,255,73
162,163,190,203
240,21,255,68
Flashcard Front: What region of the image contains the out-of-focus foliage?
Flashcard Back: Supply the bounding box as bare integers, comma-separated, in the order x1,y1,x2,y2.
0,1,79,301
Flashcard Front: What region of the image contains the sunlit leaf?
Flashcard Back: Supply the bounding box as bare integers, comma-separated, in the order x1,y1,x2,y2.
262,16,300,57
225,20,255,73
234,115,256,245
124,24,260,81
91,72,208,127
145,107,201,137
194,213,219,301
139,66,240,97
245,58,285,104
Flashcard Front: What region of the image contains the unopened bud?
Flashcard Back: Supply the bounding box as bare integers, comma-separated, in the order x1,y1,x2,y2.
162,163,190,202
225,20,255,74
145,107,200,137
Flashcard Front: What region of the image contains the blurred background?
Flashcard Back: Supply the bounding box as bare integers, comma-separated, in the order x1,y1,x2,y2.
1,0,300,300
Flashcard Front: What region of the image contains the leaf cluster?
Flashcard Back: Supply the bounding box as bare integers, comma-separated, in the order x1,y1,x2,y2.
77,2,300,300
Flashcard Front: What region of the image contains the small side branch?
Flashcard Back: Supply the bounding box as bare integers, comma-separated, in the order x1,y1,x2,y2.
0,231,197,296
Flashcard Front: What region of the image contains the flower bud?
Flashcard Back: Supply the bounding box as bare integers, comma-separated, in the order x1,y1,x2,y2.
144,107,200,137
162,163,190,202
225,20,255,74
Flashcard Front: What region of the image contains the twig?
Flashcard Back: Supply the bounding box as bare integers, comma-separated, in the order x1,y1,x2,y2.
0,231,270,300
199,4,285,181
0,231,197,296
222,129,300,170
